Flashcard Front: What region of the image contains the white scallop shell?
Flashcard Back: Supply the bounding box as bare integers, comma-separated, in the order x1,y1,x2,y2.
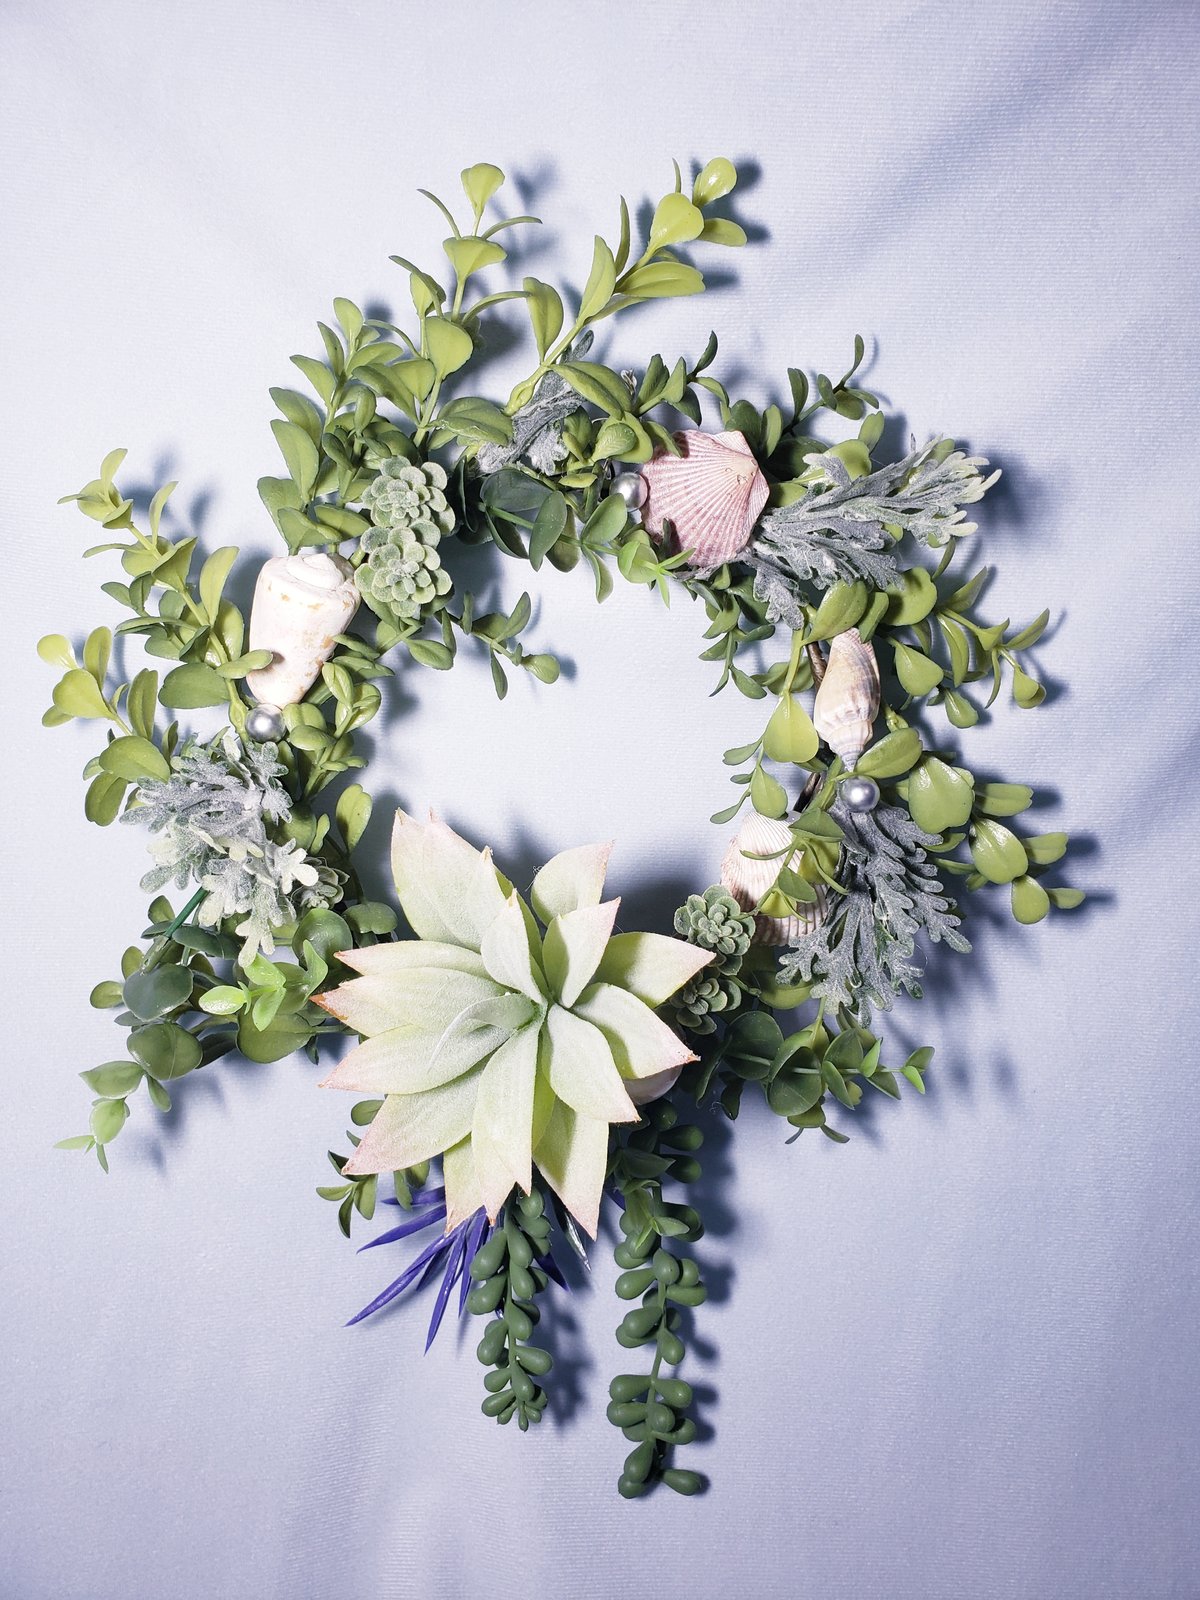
719,810,825,946
245,552,360,708
641,429,769,569
812,628,880,769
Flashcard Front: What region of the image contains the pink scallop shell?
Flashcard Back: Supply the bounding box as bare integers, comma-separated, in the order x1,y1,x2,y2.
641,429,769,568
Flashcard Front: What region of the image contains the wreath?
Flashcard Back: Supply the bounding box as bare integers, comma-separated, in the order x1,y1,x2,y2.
42,158,1085,1500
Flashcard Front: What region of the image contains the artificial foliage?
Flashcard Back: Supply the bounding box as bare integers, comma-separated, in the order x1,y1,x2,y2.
41,157,1086,1499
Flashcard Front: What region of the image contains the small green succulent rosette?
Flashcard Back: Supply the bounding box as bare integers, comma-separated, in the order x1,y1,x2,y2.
315,813,712,1235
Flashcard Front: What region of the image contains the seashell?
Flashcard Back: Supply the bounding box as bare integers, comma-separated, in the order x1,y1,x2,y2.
245,552,360,708
812,628,880,769
719,810,825,945
641,429,769,569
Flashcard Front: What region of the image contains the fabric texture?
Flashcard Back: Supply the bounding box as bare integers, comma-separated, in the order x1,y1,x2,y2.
2,2,1197,1596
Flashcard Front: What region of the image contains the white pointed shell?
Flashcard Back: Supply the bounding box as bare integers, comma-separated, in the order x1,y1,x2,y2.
245,552,360,708
812,628,880,768
641,429,769,569
719,810,825,946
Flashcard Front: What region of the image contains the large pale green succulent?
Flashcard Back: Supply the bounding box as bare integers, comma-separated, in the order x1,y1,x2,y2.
316,813,713,1235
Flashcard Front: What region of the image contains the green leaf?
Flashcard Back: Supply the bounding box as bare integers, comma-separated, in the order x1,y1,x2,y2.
237,1011,314,1064
692,157,738,206
37,633,75,669
89,1098,129,1144
1048,887,1085,910
127,668,160,741
1011,875,1050,924
1024,832,1068,865
199,546,239,622
893,642,943,696
907,757,974,832
523,277,564,358
1006,609,1050,651
53,668,111,720
559,360,633,414
160,663,229,708
84,772,127,825
123,964,194,1020
444,235,506,280
749,765,788,819
424,317,474,377
579,235,617,320
89,980,124,1009
808,580,867,641
461,162,505,215
885,569,938,625
1011,663,1046,708
129,1021,203,1080
762,694,819,764
970,819,1029,884
80,1061,143,1097
943,688,979,728
199,985,247,1017
617,260,705,301
83,626,112,684
529,491,570,570
98,735,170,782
974,782,1033,817
648,193,705,251
336,784,373,850
856,726,922,780
271,419,321,499
407,638,454,670
55,1136,96,1151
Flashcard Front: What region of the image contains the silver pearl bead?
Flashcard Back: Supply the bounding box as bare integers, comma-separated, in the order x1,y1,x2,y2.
842,774,880,812
611,471,648,511
245,703,285,742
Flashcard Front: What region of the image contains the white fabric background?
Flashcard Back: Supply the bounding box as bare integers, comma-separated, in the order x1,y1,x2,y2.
2,3,1198,1596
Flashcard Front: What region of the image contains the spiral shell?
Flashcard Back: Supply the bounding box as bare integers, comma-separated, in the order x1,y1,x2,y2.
812,628,880,769
641,429,769,569
245,552,360,708
719,811,826,945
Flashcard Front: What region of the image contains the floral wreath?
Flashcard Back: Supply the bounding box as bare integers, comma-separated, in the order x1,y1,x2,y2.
43,159,1084,1500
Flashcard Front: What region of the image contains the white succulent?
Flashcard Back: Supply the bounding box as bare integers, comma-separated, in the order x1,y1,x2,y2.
316,813,713,1236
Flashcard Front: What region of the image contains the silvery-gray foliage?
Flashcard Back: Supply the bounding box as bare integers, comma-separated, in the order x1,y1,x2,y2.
476,371,580,475
748,438,999,621
779,798,970,1022
123,730,339,963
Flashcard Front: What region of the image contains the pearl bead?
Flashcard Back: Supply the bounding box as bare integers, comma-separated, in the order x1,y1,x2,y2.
611,471,648,511
245,703,285,742
842,774,880,812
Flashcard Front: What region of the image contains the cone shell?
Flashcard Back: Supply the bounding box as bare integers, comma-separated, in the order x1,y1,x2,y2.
719,810,825,946
641,429,769,569
245,552,360,708
812,628,880,769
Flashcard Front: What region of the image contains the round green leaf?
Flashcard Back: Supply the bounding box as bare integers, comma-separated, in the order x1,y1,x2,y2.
129,1021,203,1080
89,1098,130,1143
293,908,353,965
970,819,1029,884
199,985,247,1017
80,1061,144,1098
1011,875,1050,924
749,765,788,819
237,1012,314,1064
160,663,230,709
692,157,738,206
53,668,111,720
885,569,938,624
907,757,974,832
123,964,194,1021
37,633,75,669
893,642,943,697
98,735,170,782
424,317,474,378
763,694,819,764
856,726,922,780
648,192,705,251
